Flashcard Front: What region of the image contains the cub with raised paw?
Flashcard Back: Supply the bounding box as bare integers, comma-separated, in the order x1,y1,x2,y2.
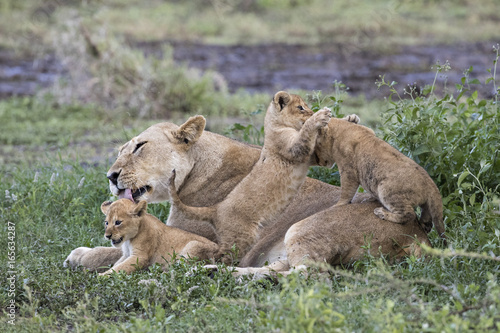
167,91,332,263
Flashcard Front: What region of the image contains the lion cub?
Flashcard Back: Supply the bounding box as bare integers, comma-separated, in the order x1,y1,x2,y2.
315,118,446,241
167,91,332,262
99,199,218,275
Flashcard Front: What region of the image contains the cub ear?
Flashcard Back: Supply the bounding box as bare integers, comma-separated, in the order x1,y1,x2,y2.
101,201,113,215
170,115,206,145
131,200,148,217
273,91,291,111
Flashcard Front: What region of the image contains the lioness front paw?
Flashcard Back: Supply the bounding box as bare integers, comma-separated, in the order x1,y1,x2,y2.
314,107,332,128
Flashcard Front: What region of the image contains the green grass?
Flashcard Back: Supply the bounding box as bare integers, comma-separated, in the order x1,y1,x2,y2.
2,0,499,52
1,61,500,331
0,5,499,329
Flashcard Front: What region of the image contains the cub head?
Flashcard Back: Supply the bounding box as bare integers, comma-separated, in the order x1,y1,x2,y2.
101,199,148,247
106,115,206,204
266,91,314,131
314,117,371,167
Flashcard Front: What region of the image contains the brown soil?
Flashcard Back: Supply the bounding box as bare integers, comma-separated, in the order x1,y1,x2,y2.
1,41,497,100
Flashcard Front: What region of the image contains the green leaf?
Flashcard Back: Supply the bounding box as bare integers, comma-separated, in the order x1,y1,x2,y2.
232,123,246,130
457,171,470,187
413,144,431,156
469,193,476,205
479,162,491,176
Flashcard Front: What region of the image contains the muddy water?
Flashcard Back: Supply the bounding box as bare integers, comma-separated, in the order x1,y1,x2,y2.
0,42,496,100
0,50,59,99
166,41,496,98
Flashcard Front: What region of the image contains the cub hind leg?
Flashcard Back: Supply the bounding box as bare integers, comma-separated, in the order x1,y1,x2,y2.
418,203,433,233
180,240,219,261
373,201,416,224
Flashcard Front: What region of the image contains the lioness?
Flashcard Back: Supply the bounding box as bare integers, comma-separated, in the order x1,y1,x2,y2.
65,110,431,273
213,202,430,277
315,117,446,241
165,91,332,262
98,199,218,275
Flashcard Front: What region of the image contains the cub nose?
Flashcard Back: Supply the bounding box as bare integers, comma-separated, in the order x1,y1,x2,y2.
107,170,121,186
105,234,112,239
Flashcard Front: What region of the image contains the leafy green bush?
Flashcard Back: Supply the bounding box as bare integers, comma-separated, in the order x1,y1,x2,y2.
46,17,231,119
376,58,499,201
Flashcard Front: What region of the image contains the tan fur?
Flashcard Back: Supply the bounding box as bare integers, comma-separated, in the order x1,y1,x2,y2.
217,202,430,278
66,111,431,274
167,91,332,262
96,199,217,275
315,118,446,242
64,246,122,273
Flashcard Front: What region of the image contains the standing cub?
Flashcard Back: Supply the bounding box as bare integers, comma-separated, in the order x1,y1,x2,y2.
167,91,332,262
99,199,218,275
315,118,446,241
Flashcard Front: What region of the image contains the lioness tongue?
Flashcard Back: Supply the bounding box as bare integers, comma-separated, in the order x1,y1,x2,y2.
119,188,134,202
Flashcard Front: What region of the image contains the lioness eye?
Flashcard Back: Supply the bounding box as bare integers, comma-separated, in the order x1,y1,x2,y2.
115,220,122,226
298,105,304,111
133,141,147,154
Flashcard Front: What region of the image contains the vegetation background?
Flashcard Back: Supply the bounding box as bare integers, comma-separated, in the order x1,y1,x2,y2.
0,0,499,331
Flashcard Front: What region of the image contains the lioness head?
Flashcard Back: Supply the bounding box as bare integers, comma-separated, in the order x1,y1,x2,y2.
101,199,148,247
266,91,314,131
106,115,206,203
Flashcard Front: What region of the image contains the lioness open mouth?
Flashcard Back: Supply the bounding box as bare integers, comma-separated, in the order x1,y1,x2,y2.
118,186,151,203
112,237,123,245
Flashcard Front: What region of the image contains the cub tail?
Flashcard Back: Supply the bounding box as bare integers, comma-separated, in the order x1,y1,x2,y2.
420,188,446,246
167,169,217,223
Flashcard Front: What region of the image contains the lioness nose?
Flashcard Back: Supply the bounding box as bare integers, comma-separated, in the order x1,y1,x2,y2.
107,170,121,186
105,234,112,239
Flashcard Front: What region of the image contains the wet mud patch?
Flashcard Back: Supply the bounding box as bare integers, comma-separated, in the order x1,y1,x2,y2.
1,41,497,100
164,41,497,98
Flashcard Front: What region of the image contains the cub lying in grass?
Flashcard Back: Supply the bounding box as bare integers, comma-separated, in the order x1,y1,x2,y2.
166,91,332,262
98,198,218,275
315,118,446,242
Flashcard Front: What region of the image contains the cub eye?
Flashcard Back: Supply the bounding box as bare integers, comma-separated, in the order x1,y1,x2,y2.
105,221,108,226
297,105,305,111
115,220,122,226
133,141,148,154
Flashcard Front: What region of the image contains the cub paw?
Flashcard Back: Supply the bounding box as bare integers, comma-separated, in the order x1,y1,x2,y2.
373,207,386,220
314,107,332,128
343,114,360,124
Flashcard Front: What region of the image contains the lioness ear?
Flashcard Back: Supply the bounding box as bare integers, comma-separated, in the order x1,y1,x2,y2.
101,201,113,215
170,115,206,145
131,200,148,217
273,91,291,111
